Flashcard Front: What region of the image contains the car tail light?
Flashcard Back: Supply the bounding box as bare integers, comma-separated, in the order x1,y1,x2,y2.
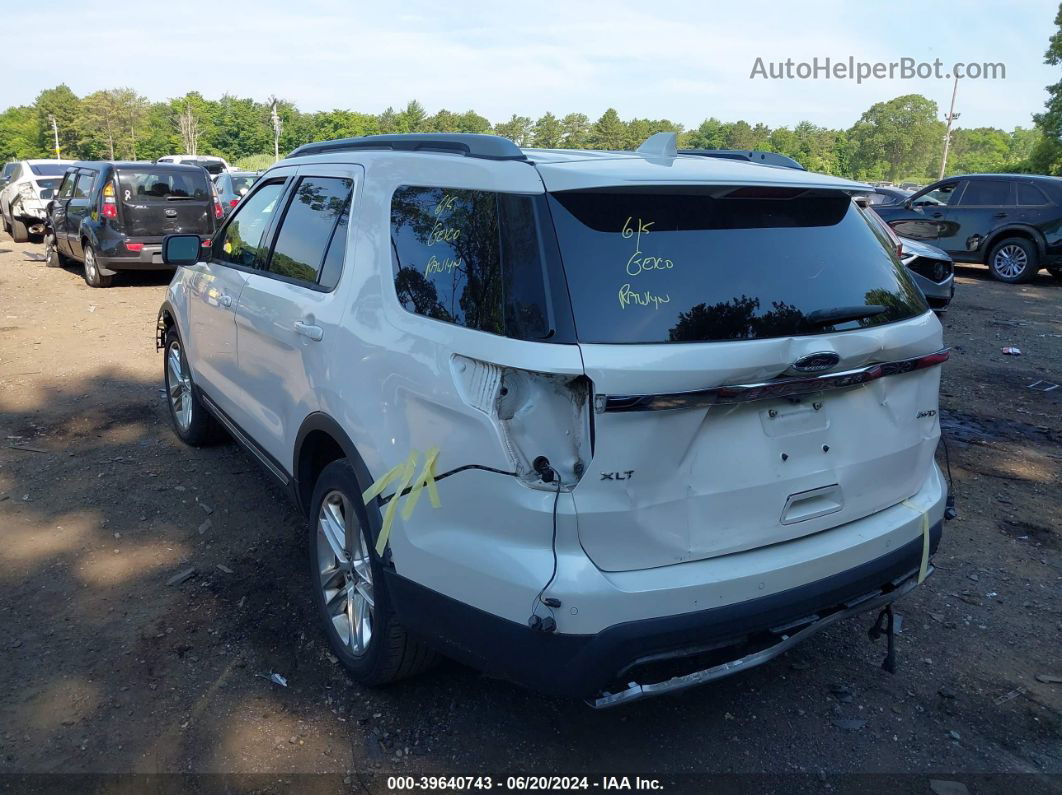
213,195,224,220
125,242,144,252
101,181,118,220
229,199,239,207
201,238,212,248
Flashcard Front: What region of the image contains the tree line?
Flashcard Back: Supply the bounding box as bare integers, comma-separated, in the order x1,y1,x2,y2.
0,84,1046,182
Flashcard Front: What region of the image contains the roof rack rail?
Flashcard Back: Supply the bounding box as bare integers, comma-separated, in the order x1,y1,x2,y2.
680,149,806,171
288,133,528,161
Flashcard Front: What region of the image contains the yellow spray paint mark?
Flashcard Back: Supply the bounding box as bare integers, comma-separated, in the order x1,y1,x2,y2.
362,449,441,556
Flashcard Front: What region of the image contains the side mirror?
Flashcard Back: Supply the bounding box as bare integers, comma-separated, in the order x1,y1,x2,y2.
163,234,203,266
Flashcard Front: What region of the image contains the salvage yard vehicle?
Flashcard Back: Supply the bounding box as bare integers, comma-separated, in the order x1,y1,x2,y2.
156,132,950,706
212,170,261,216
45,161,221,287
157,154,231,176
0,159,73,242
874,173,1062,284
858,199,954,312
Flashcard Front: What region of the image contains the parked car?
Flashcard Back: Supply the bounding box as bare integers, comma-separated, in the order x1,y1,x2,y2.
157,155,231,177
0,159,73,242
857,199,954,312
864,186,912,207
874,173,1062,283
213,170,261,216
156,132,949,706
45,161,221,287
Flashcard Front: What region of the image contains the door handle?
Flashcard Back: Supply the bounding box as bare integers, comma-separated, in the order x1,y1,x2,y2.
994,212,1008,218
220,294,232,307
294,321,323,341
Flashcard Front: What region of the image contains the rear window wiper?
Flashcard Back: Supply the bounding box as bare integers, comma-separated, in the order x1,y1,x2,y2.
805,305,887,327
165,195,198,201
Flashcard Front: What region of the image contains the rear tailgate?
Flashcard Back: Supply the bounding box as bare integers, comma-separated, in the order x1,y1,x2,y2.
116,167,213,237
545,187,943,572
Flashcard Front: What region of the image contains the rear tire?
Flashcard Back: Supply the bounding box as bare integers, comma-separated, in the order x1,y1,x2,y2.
82,244,114,288
10,216,28,243
163,326,220,446
987,237,1039,284
309,459,437,686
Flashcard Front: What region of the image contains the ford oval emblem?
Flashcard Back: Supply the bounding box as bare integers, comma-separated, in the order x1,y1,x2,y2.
791,352,840,373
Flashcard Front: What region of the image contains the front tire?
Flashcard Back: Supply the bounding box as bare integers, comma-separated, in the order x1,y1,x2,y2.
82,244,114,287
988,237,1039,284
309,459,437,686
163,327,219,446
44,234,66,267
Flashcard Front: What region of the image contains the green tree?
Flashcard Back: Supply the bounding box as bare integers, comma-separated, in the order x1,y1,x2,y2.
396,100,428,133
947,127,1010,174
684,117,727,149
560,113,590,148
0,106,42,160
494,114,533,146
846,94,944,181
589,108,627,149
35,84,80,159
455,110,492,133
1032,2,1062,174
532,112,564,148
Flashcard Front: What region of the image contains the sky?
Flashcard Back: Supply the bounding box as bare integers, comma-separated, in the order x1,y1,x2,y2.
5,0,1059,131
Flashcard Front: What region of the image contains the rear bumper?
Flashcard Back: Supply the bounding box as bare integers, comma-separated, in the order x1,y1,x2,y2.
388,519,941,702
96,245,172,274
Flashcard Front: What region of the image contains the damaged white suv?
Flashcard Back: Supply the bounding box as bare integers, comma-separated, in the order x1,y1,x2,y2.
157,132,949,706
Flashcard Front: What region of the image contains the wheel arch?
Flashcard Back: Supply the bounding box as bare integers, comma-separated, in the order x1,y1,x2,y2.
294,413,380,537
156,300,179,351
981,225,1045,263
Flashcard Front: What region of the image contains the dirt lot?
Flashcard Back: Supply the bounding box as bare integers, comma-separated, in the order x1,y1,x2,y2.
0,235,1060,793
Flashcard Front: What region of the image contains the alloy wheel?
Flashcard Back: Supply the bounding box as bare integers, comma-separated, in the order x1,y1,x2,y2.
84,246,97,282
317,490,374,656
994,244,1028,279
166,340,193,432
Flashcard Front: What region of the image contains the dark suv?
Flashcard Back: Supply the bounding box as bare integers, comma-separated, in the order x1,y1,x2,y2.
45,161,221,287
874,173,1062,284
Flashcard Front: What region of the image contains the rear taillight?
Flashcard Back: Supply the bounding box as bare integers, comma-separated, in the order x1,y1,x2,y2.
125,242,143,252
213,196,224,220
201,239,212,248
101,181,118,220
229,199,239,207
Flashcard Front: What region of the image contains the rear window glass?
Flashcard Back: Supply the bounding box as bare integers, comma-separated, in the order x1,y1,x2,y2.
30,163,69,177
547,190,927,344
230,176,257,196
390,186,551,340
117,169,209,202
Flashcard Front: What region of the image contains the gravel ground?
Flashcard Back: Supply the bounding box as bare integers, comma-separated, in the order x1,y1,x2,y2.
0,235,1059,793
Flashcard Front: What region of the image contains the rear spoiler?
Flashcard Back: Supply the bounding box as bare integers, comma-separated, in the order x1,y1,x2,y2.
680,149,806,170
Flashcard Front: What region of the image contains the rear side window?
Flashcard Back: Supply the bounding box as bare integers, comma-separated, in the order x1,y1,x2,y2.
390,186,551,339
1017,183,1050,205
117,169,209,202
548,190,927,344
214,181,285,269
267,176,353,286
73,172,95,199
958,180,1012,206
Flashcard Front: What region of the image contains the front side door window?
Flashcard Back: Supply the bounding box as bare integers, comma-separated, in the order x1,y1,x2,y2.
212,180,286,269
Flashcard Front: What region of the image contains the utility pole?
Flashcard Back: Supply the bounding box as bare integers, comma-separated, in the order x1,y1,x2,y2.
939,75,961,180
48,114,60,159
269,97,282,162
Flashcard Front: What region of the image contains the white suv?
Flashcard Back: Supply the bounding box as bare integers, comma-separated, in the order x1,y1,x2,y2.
0,159,73,241
156,133,949,706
